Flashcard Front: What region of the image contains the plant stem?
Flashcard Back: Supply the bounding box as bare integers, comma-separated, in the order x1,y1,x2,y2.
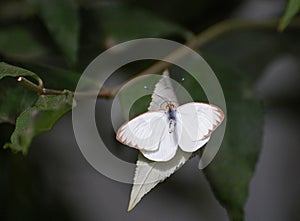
18,18,300,98
18,76,119,98
18,77,64,95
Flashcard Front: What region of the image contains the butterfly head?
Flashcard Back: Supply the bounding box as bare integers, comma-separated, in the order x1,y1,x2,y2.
165,103,175,110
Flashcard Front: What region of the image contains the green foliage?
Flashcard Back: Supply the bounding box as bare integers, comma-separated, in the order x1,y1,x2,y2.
0,62,38,80
0,78,37,124
92,4,194,43
279,0,300,31
0,63,75,153
205,100,263,221
4,92,74,154
0,63,40,124
33,0,79,66
0,0,299,220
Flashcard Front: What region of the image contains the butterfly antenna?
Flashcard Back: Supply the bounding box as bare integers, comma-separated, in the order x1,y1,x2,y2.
165,75,186,106
143,85,169,109
143,73,184,108
151,91,170,103
159,100,169,109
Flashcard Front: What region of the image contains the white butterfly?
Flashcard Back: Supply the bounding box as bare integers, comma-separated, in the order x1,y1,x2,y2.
116,100,224,162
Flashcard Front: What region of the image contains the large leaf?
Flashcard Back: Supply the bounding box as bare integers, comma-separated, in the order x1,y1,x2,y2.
279,0,300,31
201,59,264,221
0,26,48,61
34,0,79,66
4,91,74,154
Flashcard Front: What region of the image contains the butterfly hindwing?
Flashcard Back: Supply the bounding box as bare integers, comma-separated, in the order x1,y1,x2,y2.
140,125,178,161
176,120,211,152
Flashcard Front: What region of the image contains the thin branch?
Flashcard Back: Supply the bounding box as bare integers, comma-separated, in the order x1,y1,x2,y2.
18,76,120,98
18,18,300,98
18,77,43,93
18,77,65,95
99,18,300,98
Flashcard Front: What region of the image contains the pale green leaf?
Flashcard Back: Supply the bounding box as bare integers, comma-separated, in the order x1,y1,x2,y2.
128,71,193,210
279,0,300,31
128,150,191,211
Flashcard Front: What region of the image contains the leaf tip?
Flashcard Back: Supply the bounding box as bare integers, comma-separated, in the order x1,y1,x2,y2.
277,22,285,32
127,193,138,211
127,204,134,212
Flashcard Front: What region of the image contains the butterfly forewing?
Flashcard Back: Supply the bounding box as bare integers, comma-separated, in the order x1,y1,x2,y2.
116,111,166,151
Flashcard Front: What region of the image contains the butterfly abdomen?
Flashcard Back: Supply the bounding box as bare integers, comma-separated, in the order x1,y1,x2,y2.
167,108,176,133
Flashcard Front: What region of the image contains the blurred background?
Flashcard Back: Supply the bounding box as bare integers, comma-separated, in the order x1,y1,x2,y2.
0,0,300,220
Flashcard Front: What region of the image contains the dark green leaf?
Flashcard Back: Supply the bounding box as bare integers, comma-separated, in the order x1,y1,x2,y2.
4,91,75,154
0,78,37,124
0,62,38,80
0,26,48,61
202,59,264,221
279,0,300,31
204,99,263,221
83,4,193,46
34,0,79,66
0,63,40,124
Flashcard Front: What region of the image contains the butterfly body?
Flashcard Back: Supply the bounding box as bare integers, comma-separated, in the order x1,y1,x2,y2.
166,103,176,133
